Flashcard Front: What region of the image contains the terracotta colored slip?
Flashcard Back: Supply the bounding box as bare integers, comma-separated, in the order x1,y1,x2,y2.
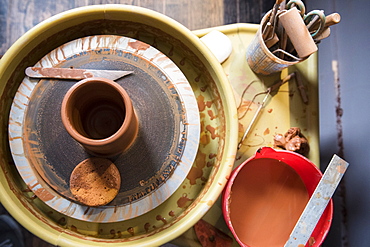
228,158,309,247
222,147,333,247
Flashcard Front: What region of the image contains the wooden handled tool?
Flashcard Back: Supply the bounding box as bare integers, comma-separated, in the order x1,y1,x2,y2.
279,7,318,58
325,12,341,27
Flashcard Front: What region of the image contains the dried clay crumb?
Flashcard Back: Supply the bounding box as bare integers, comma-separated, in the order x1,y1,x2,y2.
273,127,310,156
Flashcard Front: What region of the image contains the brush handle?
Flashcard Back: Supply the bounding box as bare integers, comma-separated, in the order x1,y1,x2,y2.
325,13,341,27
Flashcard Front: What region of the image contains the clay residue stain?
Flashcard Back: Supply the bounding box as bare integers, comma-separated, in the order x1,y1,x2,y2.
207,160,214,168
83,72,94,78
84,207,90,215
196,151,207,169
200,85,208,92
28,67,88,79
308,237,316,246
187,166,203,185
238,122,244,135
168,45,174,56
209,153,217,159
156,215,167,224
110,229,116,238
206,125,219,139
186,149,210,184
8,117,22,126
127,227,134,236
12,98,27,109
22,188,32,193
337,163,347,174
35,188,55,201
144,223,151,233
16,90,31,101
57,217,66,225
177,193,193,208
70,225,78,233
128,40,150,51
207,109,216,120
186,149,212,185
199,120,211,145
197,95,213,112
180,57,186,66
28,182,39,190
238,100,254,117
156,55,170,63
197,95,207,111
84,206,95,219
199,134,210,145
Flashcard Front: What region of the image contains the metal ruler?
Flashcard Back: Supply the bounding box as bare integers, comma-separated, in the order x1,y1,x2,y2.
284,154,349,247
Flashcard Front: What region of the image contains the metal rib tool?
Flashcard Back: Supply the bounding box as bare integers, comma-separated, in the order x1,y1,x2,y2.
284,154,349,247
25,67,133,81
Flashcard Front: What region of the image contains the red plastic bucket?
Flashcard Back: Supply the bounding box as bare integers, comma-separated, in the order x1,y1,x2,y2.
222,147,333,247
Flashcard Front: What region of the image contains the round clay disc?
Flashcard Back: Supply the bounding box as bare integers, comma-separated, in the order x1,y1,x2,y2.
70,157,121,207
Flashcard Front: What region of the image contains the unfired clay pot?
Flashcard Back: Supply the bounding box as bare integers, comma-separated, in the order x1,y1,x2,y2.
61,77,138,157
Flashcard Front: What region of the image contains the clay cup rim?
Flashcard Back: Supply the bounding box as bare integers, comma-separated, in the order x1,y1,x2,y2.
61,77,135,146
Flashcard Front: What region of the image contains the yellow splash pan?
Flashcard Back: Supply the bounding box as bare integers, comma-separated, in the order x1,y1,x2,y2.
0,5,238,246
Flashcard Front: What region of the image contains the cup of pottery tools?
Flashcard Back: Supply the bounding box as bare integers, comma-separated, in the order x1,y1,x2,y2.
222,147,333,247
246,10,304,75
61,77,139,157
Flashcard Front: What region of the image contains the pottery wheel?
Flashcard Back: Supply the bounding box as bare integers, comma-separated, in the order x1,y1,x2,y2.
9,35,200,222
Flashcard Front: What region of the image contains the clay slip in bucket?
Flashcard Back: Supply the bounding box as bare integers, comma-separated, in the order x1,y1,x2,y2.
222,147,332,247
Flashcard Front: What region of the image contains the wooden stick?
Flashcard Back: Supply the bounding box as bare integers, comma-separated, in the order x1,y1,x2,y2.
310,13,341,31
324,13,341,27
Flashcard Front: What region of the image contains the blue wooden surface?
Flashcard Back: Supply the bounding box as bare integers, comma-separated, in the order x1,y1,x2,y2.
307,0,370,246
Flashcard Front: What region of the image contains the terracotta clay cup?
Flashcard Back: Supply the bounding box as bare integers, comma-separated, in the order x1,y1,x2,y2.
222,147,333,247
61,77,138,157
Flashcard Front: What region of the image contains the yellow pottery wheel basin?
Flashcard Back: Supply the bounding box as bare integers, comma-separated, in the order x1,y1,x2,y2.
0,4,238,247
